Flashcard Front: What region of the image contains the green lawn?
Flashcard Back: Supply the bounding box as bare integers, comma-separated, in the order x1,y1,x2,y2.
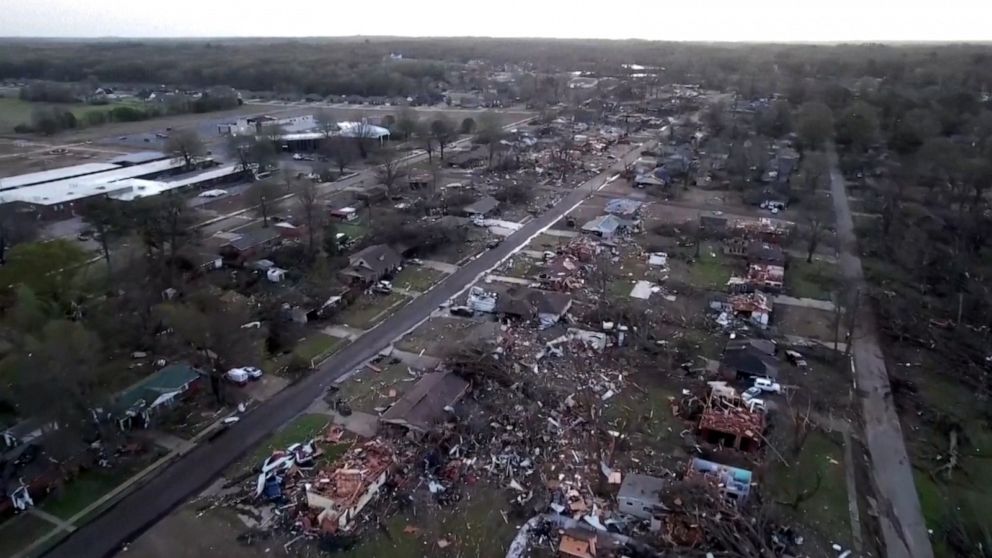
0,96,145,133
767,431,851,550
0,512,54,557
340,484,518,558
336,292,407,330
334,361,414,414
40,463,145,520
336,220,370,242
293,333,345,364
393,266,445,292
685,248,733,290
788,259,839,300
240,413,336,471
903,372,992,557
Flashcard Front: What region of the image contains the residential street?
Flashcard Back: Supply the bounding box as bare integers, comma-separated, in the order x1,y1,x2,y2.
43,144,647,558
828,148,933,558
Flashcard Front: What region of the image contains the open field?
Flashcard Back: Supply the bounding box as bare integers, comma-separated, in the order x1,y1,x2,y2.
0,96,146,133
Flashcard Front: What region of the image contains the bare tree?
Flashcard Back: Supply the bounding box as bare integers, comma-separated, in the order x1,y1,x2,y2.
376,147,406,193
165,129,206,170
416,120,435,164
430,117,457,160
227,134,276,174
314,109,339,138
247,180,281,227
80,198,131,273
802,196,831,263
292,176,322,254
321,136,358,176
796,151,830,192
550,134,576,180
394,108,419,140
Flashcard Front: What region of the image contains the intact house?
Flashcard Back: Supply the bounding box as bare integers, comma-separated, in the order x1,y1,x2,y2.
379,371,469,434
112,363,204,430
340,244,402,285
718,339,779,381
461,195,500,218
494,286,573,329
618,473,668,520
581,214,635,240
220,227,283,264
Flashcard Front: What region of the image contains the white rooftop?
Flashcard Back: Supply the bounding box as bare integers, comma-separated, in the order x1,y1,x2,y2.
0,162,121,191
0,158,225,206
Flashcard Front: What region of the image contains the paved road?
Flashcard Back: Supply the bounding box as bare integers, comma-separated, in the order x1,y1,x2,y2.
44,141,647,558
827,148,933,558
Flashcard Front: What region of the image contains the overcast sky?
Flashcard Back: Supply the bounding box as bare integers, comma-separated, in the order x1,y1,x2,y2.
3,0,991,42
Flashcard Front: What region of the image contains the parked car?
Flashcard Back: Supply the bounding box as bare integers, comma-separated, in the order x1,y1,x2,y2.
226,368,249,385
199,189,228,198
753,377,782,393
372,280,394,294
242,366,263,380
407,258,424,266
741,387,764,404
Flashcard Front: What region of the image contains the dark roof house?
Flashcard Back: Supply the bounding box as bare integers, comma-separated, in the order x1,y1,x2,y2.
494,286,572,328
462,195,500,217
379,372,469,433
720,341,779,380
342,244,403,283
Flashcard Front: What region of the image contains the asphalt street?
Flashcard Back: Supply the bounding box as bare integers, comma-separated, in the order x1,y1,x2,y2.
44,141,646,558
828,148,933,558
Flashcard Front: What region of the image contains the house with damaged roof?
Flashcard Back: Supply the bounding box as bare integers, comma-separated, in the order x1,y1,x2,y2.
306,440,395,533
719,338,779,380
379,371,469,434
494,286,573,329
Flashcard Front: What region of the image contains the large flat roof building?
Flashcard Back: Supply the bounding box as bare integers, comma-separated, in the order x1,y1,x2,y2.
0,163,122,191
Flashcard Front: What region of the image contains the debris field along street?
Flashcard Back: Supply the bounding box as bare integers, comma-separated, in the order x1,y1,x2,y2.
42,138,648,558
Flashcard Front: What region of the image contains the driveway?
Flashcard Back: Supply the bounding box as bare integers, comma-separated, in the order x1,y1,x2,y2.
44,141,648,558
828,148,933,558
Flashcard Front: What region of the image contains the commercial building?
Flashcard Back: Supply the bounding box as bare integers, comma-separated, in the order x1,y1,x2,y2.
0,158,244,219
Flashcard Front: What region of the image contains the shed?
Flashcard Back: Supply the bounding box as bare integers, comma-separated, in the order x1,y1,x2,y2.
617,473,668,519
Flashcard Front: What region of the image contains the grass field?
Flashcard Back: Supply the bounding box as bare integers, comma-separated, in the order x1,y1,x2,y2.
0,96,145,133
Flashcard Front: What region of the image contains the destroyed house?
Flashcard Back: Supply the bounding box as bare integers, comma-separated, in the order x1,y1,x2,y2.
686,457,752,502
559,530,600,558
729,217,791,243
604,198,642,217
380,372,469,433
618,473,668,520
462,195,500,217
727,291,772,327
307,440,394,533
446,146,486,168
746,264,784,292
698,405,765,452
720,342,779,380
746,241,786,266
341,244,402,284
700,214,728,233
494,286,572,328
